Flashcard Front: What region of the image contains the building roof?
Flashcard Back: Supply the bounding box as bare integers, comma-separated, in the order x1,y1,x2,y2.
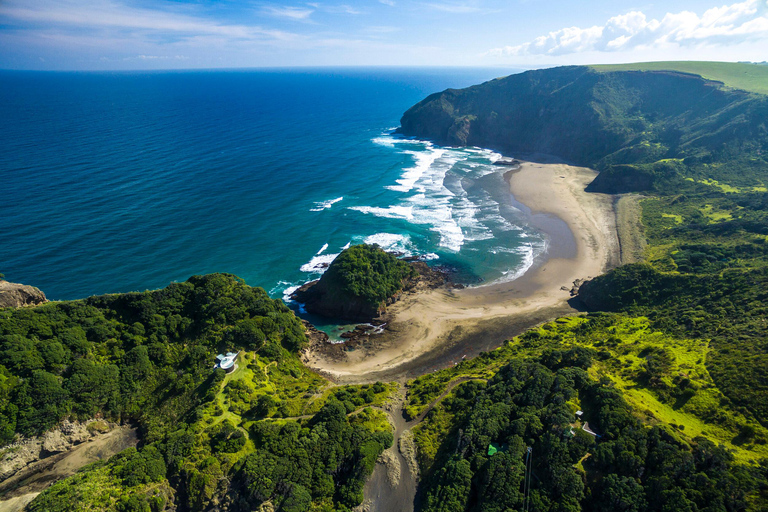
215,351,238,369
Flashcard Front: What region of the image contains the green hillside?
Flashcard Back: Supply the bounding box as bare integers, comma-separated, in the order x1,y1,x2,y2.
407,315,768,512
591,61,768,95
398,64,768,194
0,275,393,511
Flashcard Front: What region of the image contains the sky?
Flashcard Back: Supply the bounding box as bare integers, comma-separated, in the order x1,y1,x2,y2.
1,0,767,70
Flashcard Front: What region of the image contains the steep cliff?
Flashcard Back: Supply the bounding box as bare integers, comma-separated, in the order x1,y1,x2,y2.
398,64,768,193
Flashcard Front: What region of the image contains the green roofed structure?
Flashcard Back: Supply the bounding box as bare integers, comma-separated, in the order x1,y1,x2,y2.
487,443,506,456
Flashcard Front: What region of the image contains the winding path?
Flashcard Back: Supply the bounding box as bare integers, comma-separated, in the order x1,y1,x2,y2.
362,378,483,512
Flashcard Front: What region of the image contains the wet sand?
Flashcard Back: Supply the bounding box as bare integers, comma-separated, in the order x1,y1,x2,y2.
305,160,621,383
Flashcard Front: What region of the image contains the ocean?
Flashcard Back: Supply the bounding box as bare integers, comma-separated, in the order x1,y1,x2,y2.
0,67,547,323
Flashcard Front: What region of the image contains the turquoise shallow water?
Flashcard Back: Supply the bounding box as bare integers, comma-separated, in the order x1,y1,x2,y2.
0,67,546,310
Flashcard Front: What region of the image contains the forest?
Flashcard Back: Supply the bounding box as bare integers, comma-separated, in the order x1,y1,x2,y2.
407,312,768,511
1,274,392,511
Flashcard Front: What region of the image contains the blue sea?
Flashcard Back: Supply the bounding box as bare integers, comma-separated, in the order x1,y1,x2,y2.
1,67,547,320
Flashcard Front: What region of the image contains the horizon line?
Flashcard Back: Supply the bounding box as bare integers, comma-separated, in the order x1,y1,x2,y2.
1,59,759,74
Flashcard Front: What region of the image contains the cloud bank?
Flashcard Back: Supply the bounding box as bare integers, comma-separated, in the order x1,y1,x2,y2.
490,0,768,56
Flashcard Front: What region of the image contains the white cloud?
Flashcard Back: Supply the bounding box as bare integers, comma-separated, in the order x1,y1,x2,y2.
321,4,363,15
490,0,768,56
0,0,441,68
378,0,395,5
0,0,296,41
263,5,315,20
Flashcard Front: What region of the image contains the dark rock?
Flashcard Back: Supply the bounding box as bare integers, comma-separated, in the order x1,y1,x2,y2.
493,157,520,166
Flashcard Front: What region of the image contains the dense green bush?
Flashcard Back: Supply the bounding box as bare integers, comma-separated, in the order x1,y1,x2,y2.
232,400,391,511
0,273,306,443
323,244,415,305
417,359,763,512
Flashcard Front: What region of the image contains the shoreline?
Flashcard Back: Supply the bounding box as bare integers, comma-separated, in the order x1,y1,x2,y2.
304,159,623,383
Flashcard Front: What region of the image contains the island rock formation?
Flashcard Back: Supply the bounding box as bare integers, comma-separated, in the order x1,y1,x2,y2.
292,244,444,322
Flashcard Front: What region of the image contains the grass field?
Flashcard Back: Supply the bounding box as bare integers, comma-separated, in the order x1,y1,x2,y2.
591,61,768,95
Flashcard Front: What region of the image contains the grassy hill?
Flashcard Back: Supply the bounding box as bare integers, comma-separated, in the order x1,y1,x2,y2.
406,315,768,512
591,61,768,95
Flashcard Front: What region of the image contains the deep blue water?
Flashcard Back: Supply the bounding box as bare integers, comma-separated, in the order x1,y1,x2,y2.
1,67,546,311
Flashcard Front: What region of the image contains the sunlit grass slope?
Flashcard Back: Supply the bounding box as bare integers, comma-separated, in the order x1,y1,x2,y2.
591,61,768,95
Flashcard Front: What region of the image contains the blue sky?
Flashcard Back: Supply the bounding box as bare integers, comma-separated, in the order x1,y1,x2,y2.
1,0,767,70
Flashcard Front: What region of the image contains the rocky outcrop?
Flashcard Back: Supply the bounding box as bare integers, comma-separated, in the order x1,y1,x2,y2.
0,420,102,482
0,280,47,308
293,279,379,322
292,251,447,322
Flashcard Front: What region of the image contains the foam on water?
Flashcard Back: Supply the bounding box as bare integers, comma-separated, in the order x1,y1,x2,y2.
300,253,339,273
356,133,527,254
310,197,343,211
362,233,414,254
271,281,302,304
387,147,445,193
316,243,329,255
357,132,550,280
497,238,548,283
349,205,414,220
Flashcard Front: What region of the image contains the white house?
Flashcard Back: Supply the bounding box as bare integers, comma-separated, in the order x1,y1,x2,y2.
214,351,239,373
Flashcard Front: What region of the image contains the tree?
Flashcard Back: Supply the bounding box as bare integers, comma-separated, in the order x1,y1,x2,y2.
595,474,646,512
228,318,265,351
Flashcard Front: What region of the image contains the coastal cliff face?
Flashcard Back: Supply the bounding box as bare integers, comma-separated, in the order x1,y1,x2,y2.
0,280,47,308
399,66,768,194
0,420,106,482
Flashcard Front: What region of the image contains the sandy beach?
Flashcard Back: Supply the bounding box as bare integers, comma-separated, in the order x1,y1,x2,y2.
304,160,623,383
